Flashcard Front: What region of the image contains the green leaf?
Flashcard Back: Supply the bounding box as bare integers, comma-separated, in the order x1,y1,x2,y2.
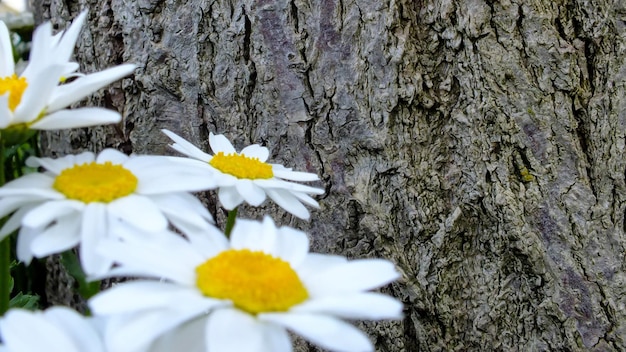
9,292,39,310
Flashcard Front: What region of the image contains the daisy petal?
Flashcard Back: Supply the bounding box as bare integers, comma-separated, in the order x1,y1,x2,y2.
207,309,270,351
0,22,14,75
16,227,38,264
273,169,320,182
108,194,168,233
148,315,209,352
95,148,129,164
46,64,136,112
103,303,215,352
240,144,270,161
30,107,121,130
161,129,212,161
218,186,244,210
89,281,220,315
0,309,79,352
209,132,236,154
236,180,267,206
30,216,81,257
260,313,373,352
0,95,10,128
13,65,66,124
292,292,403,320
265,189,310,220
80,203,111,276
53,12,87,64
22,200,82,228
296,253,348,278
304,259,400,296
44,306,104,352
273,225,309,267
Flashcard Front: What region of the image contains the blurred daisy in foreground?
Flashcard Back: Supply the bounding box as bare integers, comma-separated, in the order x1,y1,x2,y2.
162,129,324,220
90,216,402,352
0,11,135,142
0,149,215,275
0,306,105,352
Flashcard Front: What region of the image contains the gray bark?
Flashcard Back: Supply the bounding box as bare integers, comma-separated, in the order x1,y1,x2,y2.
32,0,626,350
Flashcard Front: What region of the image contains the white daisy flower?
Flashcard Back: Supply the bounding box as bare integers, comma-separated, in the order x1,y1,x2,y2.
0,148,216,276
0,306,105,352
162,129,324,220
89,216,402,352
0,11,136,139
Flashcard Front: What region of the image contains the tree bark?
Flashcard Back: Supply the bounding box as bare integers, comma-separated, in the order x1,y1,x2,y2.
32,0,626,350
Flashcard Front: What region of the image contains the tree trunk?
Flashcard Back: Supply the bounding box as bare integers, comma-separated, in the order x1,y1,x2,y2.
32,0,626,350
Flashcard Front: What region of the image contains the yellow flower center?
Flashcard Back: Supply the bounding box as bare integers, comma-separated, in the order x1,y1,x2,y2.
0,74,27,111
53,162,138,203
196,249,309,314
209,152,273,179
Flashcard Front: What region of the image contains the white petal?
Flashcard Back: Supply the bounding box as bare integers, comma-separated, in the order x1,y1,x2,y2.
13,65,65,123
235,180,267,206
296,253,348,278
148,315,209,352
89,281,219,315
21,22,53,78
26,152,95,173
273,168,320,182
103,304,214,352
79,203,111,276
0,170,54,190
230,216,277,253
30,108,121,130
292,293,403,320
16,226,39,264
53,11,86,64
30,216,81,257
292,192,320,208
21,200,82,228
260,313,373,352
0,195,42,219
0,310,79,352
0,22,14,75
46,64,136,112
95,232,202,284
184,225,229,259
207,309,278,352
273,225,310,267
217,186,244,210
151,193,214,230
162,129,212,162
265,189,310,220
209,132,236,154
0,95,11,128
44,306,105,352
240,144,270,161
107,194,168,233
256,179,325,194
0,205,36,239
134,169,217,194
303,259,400,296
96,148,129,164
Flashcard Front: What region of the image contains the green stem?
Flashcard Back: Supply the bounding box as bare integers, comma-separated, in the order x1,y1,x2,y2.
224,208,238,238
0,142,9,315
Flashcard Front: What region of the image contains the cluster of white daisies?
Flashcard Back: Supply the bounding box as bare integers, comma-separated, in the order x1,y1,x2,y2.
0,11,403,352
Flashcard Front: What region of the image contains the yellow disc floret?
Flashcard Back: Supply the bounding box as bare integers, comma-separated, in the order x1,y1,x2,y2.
0,74,27,111
53,162,138,203
209,152,273,179
196,249,308,314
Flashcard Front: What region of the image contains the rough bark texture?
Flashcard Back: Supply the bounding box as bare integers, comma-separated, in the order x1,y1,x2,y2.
31,0,626,350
